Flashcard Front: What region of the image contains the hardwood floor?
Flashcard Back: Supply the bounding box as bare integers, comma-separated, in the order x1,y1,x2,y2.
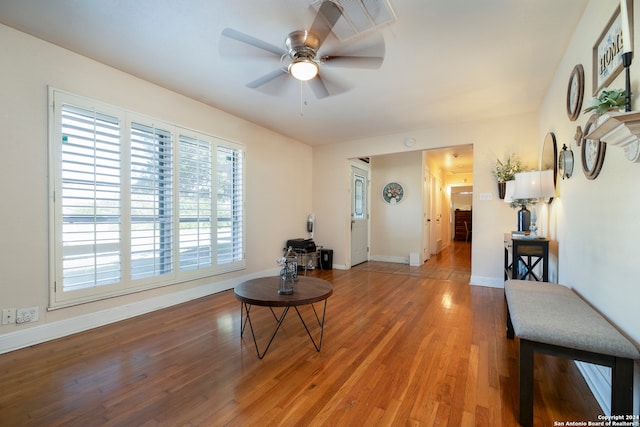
0,242,601,426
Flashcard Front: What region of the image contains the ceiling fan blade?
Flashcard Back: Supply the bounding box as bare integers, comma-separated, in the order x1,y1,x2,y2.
247,69,288,88
309,1,343,49
308,75,330,99
221,28,286,57
321,55,384,69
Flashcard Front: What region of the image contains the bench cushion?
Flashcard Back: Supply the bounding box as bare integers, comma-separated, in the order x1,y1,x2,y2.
505,280,640,360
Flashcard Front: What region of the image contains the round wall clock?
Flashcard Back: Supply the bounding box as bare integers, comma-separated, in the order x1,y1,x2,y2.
558,144,574,179
382,182,404,204
566,64,584,121
581,114,606,180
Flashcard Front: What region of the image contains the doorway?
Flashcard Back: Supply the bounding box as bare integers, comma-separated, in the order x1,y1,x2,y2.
350,164,369,266
347,145,472,269
451,185,473,242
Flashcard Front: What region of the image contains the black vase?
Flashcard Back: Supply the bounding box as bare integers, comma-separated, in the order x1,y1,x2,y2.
517,207,530,232
497,182,506,199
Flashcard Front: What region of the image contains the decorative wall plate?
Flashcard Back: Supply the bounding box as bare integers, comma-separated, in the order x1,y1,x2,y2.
566,64,584,121
382,182,404,204
581,114,606,180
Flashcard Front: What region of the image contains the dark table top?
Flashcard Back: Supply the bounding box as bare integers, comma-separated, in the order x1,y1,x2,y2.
234,276,333,307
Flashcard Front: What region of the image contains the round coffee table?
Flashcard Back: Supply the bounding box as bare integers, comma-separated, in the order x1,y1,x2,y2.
234,276,333,359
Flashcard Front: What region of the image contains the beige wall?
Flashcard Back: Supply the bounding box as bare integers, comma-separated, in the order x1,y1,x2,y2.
2,0,638,410
540,0,639,336
0,25,312,347
538,0,640,410
312,0,640,411
369,152,423,263
312,114,539,279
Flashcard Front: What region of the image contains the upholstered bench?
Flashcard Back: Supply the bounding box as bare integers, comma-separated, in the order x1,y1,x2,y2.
504,279,640,427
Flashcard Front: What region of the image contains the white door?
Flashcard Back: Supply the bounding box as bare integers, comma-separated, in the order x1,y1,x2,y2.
430,174,439,256
350,165,369,266
422,169,431,262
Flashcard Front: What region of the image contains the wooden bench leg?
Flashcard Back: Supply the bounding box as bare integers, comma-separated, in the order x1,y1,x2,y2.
506,305,514,339
611,357,634,417
519,339,534,427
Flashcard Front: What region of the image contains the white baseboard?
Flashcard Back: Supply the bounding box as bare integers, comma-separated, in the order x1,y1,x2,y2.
469,275,504,288
0,268,279,355
575,361,611,415
370,255,408,264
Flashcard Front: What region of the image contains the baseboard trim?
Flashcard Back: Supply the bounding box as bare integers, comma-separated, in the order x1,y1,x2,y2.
575,361,611,415
0,268,279,355
469,275,504,288
369,255,408,264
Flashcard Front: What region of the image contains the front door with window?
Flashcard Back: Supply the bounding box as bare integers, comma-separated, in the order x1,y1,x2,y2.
350,165,368,266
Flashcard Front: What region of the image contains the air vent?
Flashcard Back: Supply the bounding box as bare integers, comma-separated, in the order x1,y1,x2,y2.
309,0,397,41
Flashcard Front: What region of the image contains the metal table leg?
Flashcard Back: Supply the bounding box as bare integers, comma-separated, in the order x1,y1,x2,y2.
240,300,328,359
293,299,328,352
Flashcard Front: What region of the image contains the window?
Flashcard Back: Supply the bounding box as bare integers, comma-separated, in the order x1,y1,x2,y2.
178,134,212,271
130,123,173,280
58,105,122,292
49,90,245,308
216,145,244,265
353,173,366,219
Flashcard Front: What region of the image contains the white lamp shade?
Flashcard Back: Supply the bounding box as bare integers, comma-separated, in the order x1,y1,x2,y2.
513,170,555,199
504,180,515,202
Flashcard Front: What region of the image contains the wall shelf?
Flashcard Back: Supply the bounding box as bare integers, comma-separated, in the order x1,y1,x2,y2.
585,111,640,163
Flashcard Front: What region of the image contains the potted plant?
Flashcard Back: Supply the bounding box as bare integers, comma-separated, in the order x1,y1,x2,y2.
583,88,626,115
492,155,525,199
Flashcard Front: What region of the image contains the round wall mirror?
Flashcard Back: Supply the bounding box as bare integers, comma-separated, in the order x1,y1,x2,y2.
541,132,557,202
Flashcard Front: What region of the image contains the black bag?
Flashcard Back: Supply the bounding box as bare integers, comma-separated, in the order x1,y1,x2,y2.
286,238,316,252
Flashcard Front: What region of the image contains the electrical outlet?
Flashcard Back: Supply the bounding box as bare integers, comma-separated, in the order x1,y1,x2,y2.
2,308,16,325
16,306,39,324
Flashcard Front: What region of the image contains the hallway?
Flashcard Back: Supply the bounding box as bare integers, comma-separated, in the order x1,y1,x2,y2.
351,240,471,283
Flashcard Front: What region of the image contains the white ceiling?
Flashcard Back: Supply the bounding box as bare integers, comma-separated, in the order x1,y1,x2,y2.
0,0,588,175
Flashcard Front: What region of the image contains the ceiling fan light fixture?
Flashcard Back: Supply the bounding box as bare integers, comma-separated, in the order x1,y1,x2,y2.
289,59,318,81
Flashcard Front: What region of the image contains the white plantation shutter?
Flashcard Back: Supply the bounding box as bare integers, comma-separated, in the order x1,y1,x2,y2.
130,123,174,280
178,135,213,271
50,89,245,308
60,104,121,291
216,146,243,264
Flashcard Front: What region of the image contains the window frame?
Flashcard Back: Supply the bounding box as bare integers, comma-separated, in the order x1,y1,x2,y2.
48,88,245,309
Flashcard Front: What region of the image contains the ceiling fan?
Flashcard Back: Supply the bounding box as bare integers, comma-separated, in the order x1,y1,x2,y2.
220,0,385,99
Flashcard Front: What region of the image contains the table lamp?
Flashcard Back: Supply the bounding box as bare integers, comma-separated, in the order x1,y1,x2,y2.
513,170,555,237
504,179,529,232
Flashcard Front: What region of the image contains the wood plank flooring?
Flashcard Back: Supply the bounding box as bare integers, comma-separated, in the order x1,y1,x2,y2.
0,242,602,426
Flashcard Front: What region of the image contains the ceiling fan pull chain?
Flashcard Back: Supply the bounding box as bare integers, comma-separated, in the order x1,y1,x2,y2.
299,81,303,116
300,81,305,116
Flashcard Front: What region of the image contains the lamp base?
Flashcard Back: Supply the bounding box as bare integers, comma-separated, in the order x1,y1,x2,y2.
517,207,530,232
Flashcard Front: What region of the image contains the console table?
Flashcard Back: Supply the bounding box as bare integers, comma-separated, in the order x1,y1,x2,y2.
504,235,549,282
234,276,333,359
